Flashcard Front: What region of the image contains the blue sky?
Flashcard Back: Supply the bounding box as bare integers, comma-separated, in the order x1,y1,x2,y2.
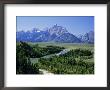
16,16,94,35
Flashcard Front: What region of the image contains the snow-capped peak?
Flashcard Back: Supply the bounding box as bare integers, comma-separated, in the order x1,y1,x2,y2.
37,30,41,32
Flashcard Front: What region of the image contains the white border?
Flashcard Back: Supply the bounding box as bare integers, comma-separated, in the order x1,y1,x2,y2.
5,4,107,87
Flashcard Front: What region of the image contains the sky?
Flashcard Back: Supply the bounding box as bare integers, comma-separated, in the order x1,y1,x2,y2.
16,16,94,35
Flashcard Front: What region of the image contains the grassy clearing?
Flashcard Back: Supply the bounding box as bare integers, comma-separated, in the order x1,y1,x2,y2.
28,42,94,51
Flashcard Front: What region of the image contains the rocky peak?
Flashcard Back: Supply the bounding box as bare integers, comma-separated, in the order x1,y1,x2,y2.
47,24,68,36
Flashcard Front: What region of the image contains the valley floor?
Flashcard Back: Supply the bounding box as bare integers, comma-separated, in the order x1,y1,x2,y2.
16,42,94,74
30,42,94,74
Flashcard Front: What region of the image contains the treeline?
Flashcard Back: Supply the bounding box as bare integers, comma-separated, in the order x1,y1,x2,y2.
32,44,64,58
38,49,94,74
16,42,39,74
16,41,64,74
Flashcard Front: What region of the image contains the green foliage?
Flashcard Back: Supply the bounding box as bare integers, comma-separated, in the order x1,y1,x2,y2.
32,45,64,58
16,41,39,74
45,45,65,54
62,49,93,58
16,42,94,74
38,49,94,74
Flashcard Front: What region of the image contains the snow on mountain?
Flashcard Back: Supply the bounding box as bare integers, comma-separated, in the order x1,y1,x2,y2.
78,31,94,44
16,25,94,43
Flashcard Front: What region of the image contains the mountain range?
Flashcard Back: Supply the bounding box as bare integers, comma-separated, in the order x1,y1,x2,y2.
16,24,94,44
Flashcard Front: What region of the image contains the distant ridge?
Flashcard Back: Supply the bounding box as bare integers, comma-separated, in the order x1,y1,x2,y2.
78,31,94,44
17,24,94,43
